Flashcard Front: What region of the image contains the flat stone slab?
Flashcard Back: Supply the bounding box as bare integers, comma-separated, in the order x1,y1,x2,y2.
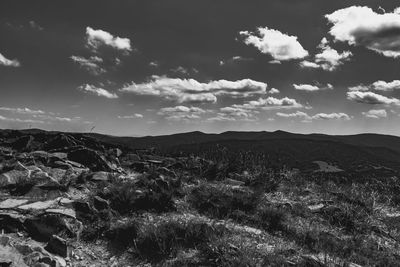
0,199,29,209
46,208,76,219
18,199,58,211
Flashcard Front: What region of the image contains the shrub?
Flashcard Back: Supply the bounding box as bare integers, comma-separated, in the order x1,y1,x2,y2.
245,170,281,193
134,219,224,262
98,175,176,215
257,206,287,233
105,219,138,250
199,239,256,267
188,182,259,219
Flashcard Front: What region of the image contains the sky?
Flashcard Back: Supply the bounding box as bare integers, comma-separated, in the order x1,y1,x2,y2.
1,0,400,136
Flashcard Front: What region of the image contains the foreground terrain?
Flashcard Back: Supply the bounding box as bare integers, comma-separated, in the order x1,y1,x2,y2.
1,129,400,266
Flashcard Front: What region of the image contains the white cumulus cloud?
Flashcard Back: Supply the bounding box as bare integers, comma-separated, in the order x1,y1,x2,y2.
326,6,400,58
293,83,333,92
78,84,119,99
70,55,106,75
120,76,268,104
86,27,132,52
0,53,20,67
347,91,400,105
240,27,308,61
300,38,352,71
362,109,387,118
157,106,207,121
277,111,351,121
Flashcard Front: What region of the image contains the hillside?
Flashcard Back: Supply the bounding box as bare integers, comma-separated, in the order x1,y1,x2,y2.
1,129,400,266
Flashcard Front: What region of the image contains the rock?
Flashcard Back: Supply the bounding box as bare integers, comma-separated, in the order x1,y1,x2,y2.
93,196,109,211
45,209,76,219
0,170,29,188
91,171,110,182
43,134,80,151
68,148,114,172
156,167,176,178
0,246,28,267
308,203,325,212
45,235,70,258
126,153,141,161
0,199,29,209
11,135,34,152
146,160,163,165
130,161,148,172
51,153,67,160
24,214,75,242
108,148,122,158
225,178,245,186
15,244,34,256
0,212,26,233
18,199,58,211
0,235,10,246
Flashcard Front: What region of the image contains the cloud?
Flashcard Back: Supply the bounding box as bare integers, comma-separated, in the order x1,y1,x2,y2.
208,106,258,122
240,27,308,61
0,115,44,124
349,80,400,92
300,38,352,71
120,76,268,103
326,6,400,58
6,20,43,31
277,111,351,121
157,106,207,121
78,84,119,99
149,61,159,67
349,85,369,91
86,27,132,53
276,111,309,119
312,113,351,120
32,114,81,122
29,21,43,31
269,88,280,94
362,109,387,118
0,106,84,125
0,107,45,115
118,114,144,119
233,96,303,110
219,56,253,66
0,53,20,67
372,80,400,91
70,55,106,75
347,91,400,105
293,83,333,92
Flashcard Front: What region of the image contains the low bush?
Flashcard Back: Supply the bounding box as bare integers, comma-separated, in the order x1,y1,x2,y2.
98,175,176,215
188,182,259,219
105,219,139,250
199,239,256,267
134,219,224,262
257,206,287,233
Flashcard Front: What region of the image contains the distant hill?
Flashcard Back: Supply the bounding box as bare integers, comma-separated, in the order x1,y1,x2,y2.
2,129,400,175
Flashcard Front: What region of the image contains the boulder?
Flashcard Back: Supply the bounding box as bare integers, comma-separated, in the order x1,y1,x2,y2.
156,167,177,178
68,148,114,172
44,235,70,258
130,161,148,173
43,134,80,151
93,196,109,211
126,153,141,162
10,135,34,152
91,171,110,182
0,212,26,233
0,199,29,209
24,214,75,242
0,170,29,188
0,245,28,267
